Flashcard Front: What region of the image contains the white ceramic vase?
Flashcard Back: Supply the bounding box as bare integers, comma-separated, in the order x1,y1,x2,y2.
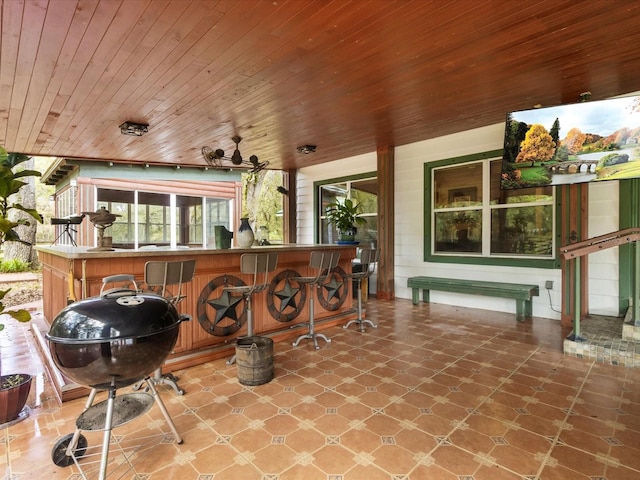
237,217,254,247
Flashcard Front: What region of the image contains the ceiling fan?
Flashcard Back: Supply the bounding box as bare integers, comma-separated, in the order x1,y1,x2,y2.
201,135,269,173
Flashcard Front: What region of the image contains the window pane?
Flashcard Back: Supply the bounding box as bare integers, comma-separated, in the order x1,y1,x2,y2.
206,198,231,247
137,205,148,242
321,183,347,213
147,205,168,243
97,193,132,245
351,178,377,214
434,163,483,208
434,210,482,253
356,215,377,248
490,205,553,255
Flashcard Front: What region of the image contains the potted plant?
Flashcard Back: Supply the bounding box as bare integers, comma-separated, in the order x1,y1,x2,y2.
450,211,478,242
0,147,42,424
326,197,367,242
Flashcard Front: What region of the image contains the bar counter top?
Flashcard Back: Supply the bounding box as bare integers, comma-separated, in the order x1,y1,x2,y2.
36,242,348,258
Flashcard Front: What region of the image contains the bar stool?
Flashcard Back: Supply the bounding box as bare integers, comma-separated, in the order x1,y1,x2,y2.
225,253,279,365
343,247,379,332
292,250,341,350
139,259,196,395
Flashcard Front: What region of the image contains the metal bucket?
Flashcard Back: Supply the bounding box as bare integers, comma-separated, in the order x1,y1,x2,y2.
235,336,274,386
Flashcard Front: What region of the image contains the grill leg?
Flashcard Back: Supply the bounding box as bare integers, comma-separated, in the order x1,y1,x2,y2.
64,388,98,458
145,378,183,444
98,388,116,480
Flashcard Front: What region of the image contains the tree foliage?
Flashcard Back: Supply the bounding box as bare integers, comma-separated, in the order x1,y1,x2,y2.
515,124,555,163
503,117,529,163
242,170,284,242
549,117,560,149
562,128,587,155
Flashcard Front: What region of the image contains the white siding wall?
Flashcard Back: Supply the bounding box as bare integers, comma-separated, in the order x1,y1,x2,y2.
297,123,621,320
588,181,620,316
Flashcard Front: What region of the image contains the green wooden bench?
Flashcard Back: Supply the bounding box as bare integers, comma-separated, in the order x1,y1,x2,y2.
407,276,539,322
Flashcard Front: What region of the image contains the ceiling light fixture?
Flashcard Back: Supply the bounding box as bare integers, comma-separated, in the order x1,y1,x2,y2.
296,144,317,154
119,121,149,136
201,135,269,173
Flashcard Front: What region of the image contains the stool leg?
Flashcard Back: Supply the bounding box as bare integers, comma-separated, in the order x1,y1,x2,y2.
344,278,377,332
359,279,377,330
228,294,252,365
293,284,331,349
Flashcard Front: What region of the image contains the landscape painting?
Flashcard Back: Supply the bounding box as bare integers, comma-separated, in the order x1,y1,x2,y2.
501,95,640,190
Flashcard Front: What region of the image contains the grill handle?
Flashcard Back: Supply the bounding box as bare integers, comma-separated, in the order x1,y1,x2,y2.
100,274,139,297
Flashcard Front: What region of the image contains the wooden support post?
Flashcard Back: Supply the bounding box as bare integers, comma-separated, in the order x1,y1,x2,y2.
376,146,395,300
560,183,588,328
635,240,640,325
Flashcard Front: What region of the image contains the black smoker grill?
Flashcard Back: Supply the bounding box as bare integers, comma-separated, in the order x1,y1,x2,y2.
46,288,189,479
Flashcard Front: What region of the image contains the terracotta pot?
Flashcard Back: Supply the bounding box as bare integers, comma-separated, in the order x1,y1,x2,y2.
0,374,32,424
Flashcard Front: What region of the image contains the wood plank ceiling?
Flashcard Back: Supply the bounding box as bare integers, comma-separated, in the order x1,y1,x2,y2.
1,0,640,172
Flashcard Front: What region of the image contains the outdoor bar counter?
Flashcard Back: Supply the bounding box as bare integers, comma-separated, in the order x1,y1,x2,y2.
35,244,357,402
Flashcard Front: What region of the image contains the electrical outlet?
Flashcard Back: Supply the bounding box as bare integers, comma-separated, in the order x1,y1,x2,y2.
545,280,553,290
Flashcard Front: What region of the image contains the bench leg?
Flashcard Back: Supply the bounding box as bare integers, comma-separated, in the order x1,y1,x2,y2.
515,299,532,322
411,288,431,305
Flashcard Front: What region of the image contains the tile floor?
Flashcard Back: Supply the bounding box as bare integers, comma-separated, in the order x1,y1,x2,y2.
1,298,640,480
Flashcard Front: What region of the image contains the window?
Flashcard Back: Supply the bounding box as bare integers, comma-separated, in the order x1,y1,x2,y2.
427,152,556,266
97,187,231,248
318,174,377,246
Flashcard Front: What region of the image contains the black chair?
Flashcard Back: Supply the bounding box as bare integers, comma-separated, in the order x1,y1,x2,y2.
343,248,379,332
292,250,341,350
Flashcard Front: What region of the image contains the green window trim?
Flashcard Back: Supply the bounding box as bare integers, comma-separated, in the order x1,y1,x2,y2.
424,150,560,269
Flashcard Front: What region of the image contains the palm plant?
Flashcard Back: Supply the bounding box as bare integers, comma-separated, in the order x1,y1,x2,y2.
0,148,43,329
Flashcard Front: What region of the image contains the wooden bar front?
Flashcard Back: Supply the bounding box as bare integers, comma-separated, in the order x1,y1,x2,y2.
35,244,357,402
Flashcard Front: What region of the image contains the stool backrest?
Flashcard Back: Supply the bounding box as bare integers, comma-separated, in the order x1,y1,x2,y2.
144,259,196,305
359,248,379,277
240,253,278,289
309,250,341,283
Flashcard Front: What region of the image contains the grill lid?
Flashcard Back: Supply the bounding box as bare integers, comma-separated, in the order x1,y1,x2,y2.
47,290,181,344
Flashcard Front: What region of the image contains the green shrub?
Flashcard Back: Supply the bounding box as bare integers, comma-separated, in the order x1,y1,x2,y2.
0,259,30,273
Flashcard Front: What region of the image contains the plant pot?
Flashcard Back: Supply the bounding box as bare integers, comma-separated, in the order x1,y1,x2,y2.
0,374,32,424
338,226,357,242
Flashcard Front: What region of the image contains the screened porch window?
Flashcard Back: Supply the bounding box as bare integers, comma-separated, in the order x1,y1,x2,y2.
97,188,231,248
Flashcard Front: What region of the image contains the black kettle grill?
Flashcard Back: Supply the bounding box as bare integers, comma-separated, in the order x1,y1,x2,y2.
47,289,186,389
46,288,187,479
